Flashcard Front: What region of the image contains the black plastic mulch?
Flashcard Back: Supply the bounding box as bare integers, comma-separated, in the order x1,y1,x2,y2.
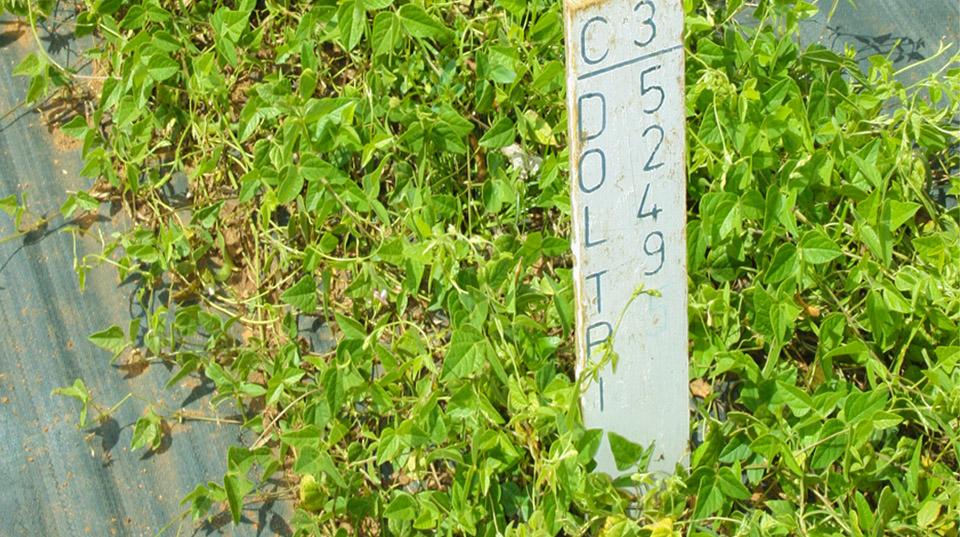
0,12,289,537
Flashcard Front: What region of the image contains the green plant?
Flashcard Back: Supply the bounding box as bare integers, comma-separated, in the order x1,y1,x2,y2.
0,194,29,240
0,192,59,245
0,0,954,534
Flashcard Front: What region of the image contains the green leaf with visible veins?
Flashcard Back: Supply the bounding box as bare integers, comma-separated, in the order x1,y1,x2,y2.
810,419,847,470
337,0,365,51
131,408,163,451
608,431,646,472
276,170,305,205
224,472,253,524
147,53,179,82
693,478,725,520
281,275,317,312
384,492,418,522
371,12,402,56
88,325,129,356
442,326,491,380
335,313,366,341
479,116,516,149
398,5,451,41
800,229,842,265
764,243,798,283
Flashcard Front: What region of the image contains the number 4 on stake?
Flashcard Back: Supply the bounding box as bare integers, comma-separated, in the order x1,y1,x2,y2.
637,183,662,221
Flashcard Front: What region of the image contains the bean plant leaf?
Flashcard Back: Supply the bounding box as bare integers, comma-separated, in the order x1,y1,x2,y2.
917,501,942,528
441,326,491,381
479,116,516,149
277,171,305,205
281,275,318,312
337,0,365,51
334,313,366,341
60,116,89,139
298,474,324,512
0,195,17,217
799,229,843,265
88,325,129,356
146,53,179,82
372,12,402,56
693,477,725,520
384,492,418,522
810,419,847,470
131,408,163,451
607,431,647,472
224,472,253,524
397,5,450,40
764,243,798,283
52,379,90,428
12,52,45,77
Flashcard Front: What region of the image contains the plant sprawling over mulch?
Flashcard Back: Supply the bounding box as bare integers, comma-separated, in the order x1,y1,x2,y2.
1,0,958,534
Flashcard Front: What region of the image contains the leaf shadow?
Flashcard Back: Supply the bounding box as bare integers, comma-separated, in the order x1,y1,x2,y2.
257,498,293,537
825,24,928,66
180,377,216,409
0,25,25,50
0,212,110,292
194,509,253,536
87,416,121,455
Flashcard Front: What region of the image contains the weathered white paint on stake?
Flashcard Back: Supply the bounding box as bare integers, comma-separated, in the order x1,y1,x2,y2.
563,0,688,476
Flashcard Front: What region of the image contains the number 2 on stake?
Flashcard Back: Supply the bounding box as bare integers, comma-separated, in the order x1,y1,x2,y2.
642,124,665,171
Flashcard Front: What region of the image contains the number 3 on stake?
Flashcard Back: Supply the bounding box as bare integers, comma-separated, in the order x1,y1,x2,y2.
633,0,656,48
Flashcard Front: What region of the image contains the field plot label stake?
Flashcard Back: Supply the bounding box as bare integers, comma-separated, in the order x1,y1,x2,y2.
563,0,688,476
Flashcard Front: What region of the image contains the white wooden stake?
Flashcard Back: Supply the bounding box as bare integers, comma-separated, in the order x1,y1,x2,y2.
564,0,689,476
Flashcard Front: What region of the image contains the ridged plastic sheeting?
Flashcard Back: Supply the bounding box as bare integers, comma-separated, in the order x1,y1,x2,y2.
0,14,289,537
798,1,959,86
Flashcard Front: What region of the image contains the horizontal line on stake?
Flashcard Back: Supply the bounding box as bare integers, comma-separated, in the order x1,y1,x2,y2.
577,44,684,80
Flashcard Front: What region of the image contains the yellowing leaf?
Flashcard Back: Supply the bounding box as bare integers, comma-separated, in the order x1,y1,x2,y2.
917,501,941,528
298,474,324,512
642,518,677,537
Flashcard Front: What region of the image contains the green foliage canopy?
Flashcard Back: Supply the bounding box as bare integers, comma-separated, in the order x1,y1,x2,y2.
2,0,956,534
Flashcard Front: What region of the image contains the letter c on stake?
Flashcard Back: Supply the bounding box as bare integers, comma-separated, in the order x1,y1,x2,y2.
580,17,609,65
